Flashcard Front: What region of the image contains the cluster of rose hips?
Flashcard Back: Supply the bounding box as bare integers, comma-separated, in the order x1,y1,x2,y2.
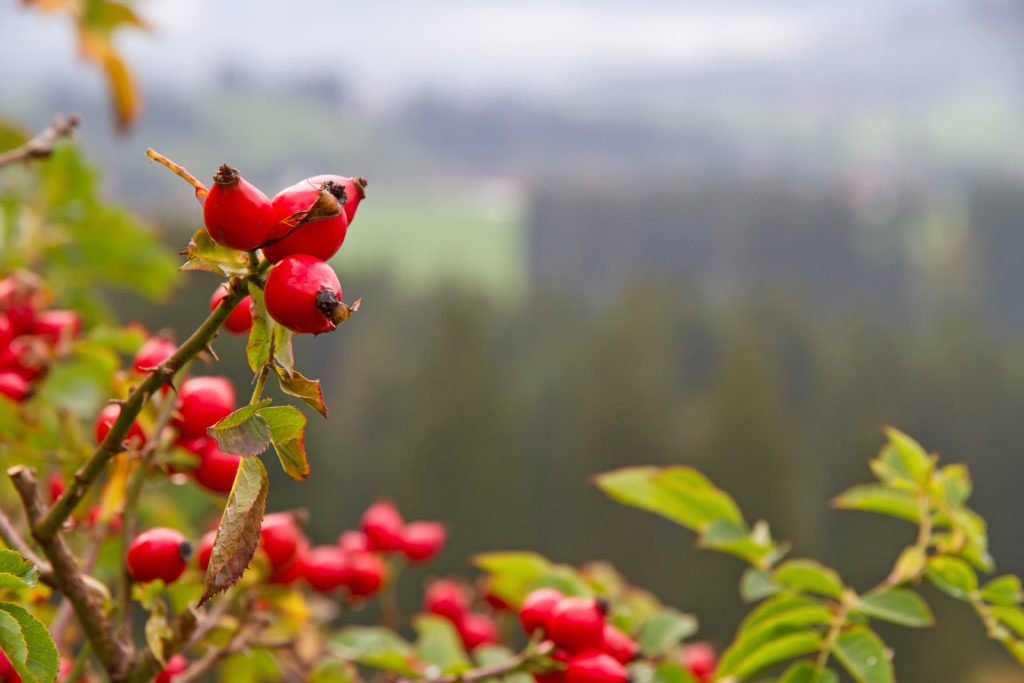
512,588,716,683
0,272,81,403
125,500,446,599
202,165,365,335
95,332,242,495
423,578,502,651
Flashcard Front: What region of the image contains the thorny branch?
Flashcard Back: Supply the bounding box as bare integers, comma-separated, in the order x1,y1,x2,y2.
0,114,79,168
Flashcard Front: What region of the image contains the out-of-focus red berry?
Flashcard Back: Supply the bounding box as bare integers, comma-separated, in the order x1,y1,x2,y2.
360,501,405,552
173,376,235,438
600,624,638,665
94,403,146,449
126,527,191,584
338,530,370,554
520,588,565,636
209,284,253,335
424,579,471,623
196,529,217,572
302,545,350,593
33,310,81,345
547,598,607,653
260,512,303,568
400,521,446,563
683,642,716,681
457,612,500,651
154,653,188,683
193,442,241,494
344,551,387,597
133,337,177,374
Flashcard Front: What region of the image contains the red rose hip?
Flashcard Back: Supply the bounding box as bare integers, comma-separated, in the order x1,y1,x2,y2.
360,501,405,552
174,376,235,438
33,310,81,345
209,284,253,334
94,403,146,448
260,512,303,568
683,642,716,681
344,550,387,597
193,442,241,494
203,164,273,251
565,652,628,683
424,579,471,623
458,612,500,651
155,653,188,683
520,587,565,636
547,597,607,653
400,521,447,562
600,624,638,665
262,177,351,263
264,255,354,335
302,545,350,593
133,336,177,373
127,527,191,584
0,371,29,403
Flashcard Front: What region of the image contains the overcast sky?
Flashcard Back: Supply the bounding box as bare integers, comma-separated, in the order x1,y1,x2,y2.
0,0,917,105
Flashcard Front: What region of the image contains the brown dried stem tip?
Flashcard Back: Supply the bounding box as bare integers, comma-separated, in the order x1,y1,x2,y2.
352,177,369,200
320,180,348,205
212,164,240,186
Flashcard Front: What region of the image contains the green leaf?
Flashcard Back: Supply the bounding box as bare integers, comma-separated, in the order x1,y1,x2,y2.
331,627,419,676
144,601,169,666
720,600,830,678
773,560,844,599
699,520,777,566
856,587,933,627
991,606,1024,639
260,405,310,481
981,576,1024,606
831,485,921,523
888,546,927,584
950,508,993,572
0,550,38,588
273,366,327,418
935,464,971,509
740,594,824,632
246,282,271,374
473,552,552,607
741,568,783,602
779,660,839,683
596,466,743,534
180,228,250,277
720,630,823,680
0,601,60,683
651,661,699,683
639,608,699,658
200,456,268,606
925,556,978,600
0,610,30,683
881,427,933,485
208,400,273,456
273,324,295,376
413,615,471,674
832,625,893,683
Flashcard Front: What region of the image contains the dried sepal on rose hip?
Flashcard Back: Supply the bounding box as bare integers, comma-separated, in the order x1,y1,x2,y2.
203,164,273,251
264,255,358,335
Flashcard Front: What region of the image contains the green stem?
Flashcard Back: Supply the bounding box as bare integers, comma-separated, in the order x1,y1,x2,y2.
415,641,554,683
35,278,250,541
250,365,269,404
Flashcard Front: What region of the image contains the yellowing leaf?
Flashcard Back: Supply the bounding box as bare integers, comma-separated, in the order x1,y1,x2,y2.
200,456,268,606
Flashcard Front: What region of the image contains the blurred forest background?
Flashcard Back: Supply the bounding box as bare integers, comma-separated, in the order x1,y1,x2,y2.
5,0,1024,680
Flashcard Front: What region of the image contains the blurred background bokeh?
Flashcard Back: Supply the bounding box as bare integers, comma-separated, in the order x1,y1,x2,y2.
4,0,1024,679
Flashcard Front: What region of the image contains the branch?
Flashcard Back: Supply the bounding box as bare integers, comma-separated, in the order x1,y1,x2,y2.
0,115,79,168
0,505,53,581
174,613,273,683
35,277,250,540
8,465,132,680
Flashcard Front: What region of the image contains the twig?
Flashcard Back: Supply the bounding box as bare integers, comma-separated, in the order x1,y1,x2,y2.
174,613,273,683
117,391,179,641
8,465,133,680
35,278,250,541
0,115,79,168
0,505,53,580
145,148,208,201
